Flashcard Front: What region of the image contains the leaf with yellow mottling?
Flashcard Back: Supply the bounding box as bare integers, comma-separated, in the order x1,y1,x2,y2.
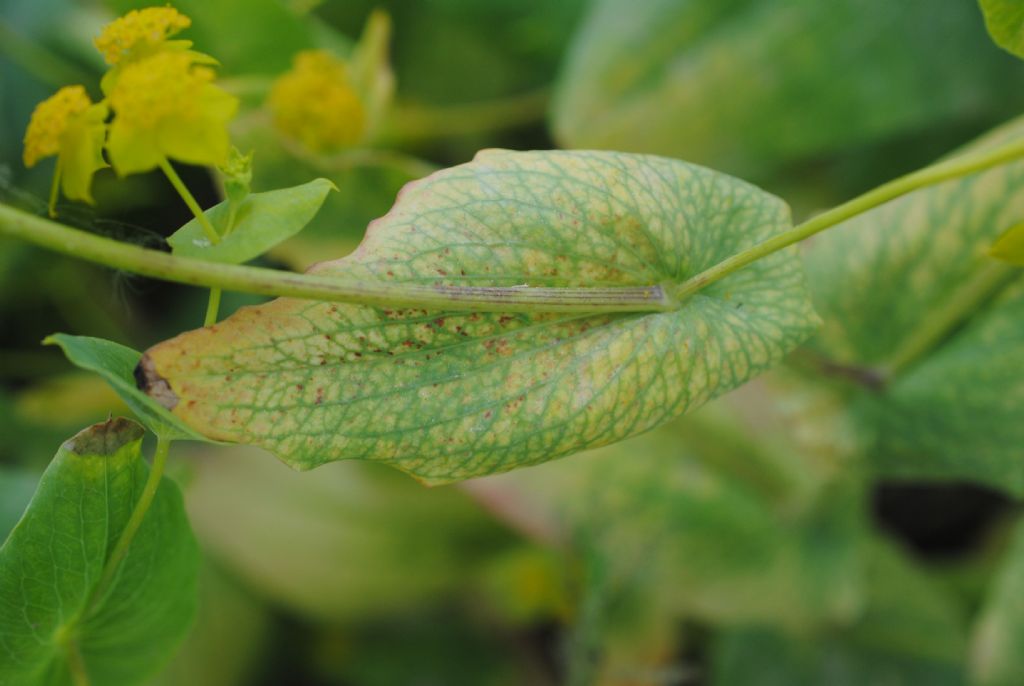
139,149,817,483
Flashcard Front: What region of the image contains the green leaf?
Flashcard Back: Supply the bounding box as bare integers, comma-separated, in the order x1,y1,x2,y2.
797,117,1024,492
970,520,1024,686
990,222,1024,265
44,334,209,443
0,418,199,686
268,164,415,270
867,280,1024,490
139,149,818,483
979,0,1024,58
0,468,38,541
167,178,336,264
553,0,1024,177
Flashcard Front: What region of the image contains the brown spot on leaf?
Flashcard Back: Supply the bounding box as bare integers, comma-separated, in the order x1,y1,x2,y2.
135,354,179,410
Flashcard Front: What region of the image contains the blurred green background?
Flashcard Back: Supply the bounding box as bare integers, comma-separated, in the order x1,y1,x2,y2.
3,1,1024,684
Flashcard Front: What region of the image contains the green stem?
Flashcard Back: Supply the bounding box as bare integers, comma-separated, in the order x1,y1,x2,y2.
87,436,172,610
5,136,1024,316
159,159,220,245
65,640,90,686
674,137,1024,299
159,158,223,324
203,287,223,326
55,436,173,686
0,203,674,313
883,259,1017,377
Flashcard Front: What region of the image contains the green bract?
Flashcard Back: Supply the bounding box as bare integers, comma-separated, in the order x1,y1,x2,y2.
979,0,1024,58
138,149,818,483
0,419,198,686
168,178,336,264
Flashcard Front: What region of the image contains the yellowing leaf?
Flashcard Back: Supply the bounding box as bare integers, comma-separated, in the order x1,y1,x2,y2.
139,149,818,483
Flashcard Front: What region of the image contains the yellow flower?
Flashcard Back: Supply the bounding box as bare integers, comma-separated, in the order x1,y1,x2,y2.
23,85,108,211
106,50,238,175
268,50,366,152
94,6,191,65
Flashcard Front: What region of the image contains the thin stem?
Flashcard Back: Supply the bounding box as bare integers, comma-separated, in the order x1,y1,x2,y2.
65,640,90,686
204,288,223,326
159,158,223,324
158,158,220,245
674,137,1024,299
883,259,1017,377
0,203,674,313
87,436,172,610
6,135,1024,317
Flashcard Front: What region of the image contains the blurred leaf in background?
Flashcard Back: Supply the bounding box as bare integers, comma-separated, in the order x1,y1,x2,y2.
553,0,1024,194
467,406,869,681
794,117,1024,494
182,447,515,621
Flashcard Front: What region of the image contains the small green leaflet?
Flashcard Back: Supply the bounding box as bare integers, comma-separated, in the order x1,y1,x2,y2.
168,178,335,264
979,0,1024,58
0,418,199,686
140,149,818,484
991,222,1024,265
44,334,209,442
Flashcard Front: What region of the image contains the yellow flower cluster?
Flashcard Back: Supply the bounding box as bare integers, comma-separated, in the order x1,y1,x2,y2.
93,7,191,65
107,51,236,174
269,50,366,152
22,86,108,211
23,86,93,167
22,6,237,213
